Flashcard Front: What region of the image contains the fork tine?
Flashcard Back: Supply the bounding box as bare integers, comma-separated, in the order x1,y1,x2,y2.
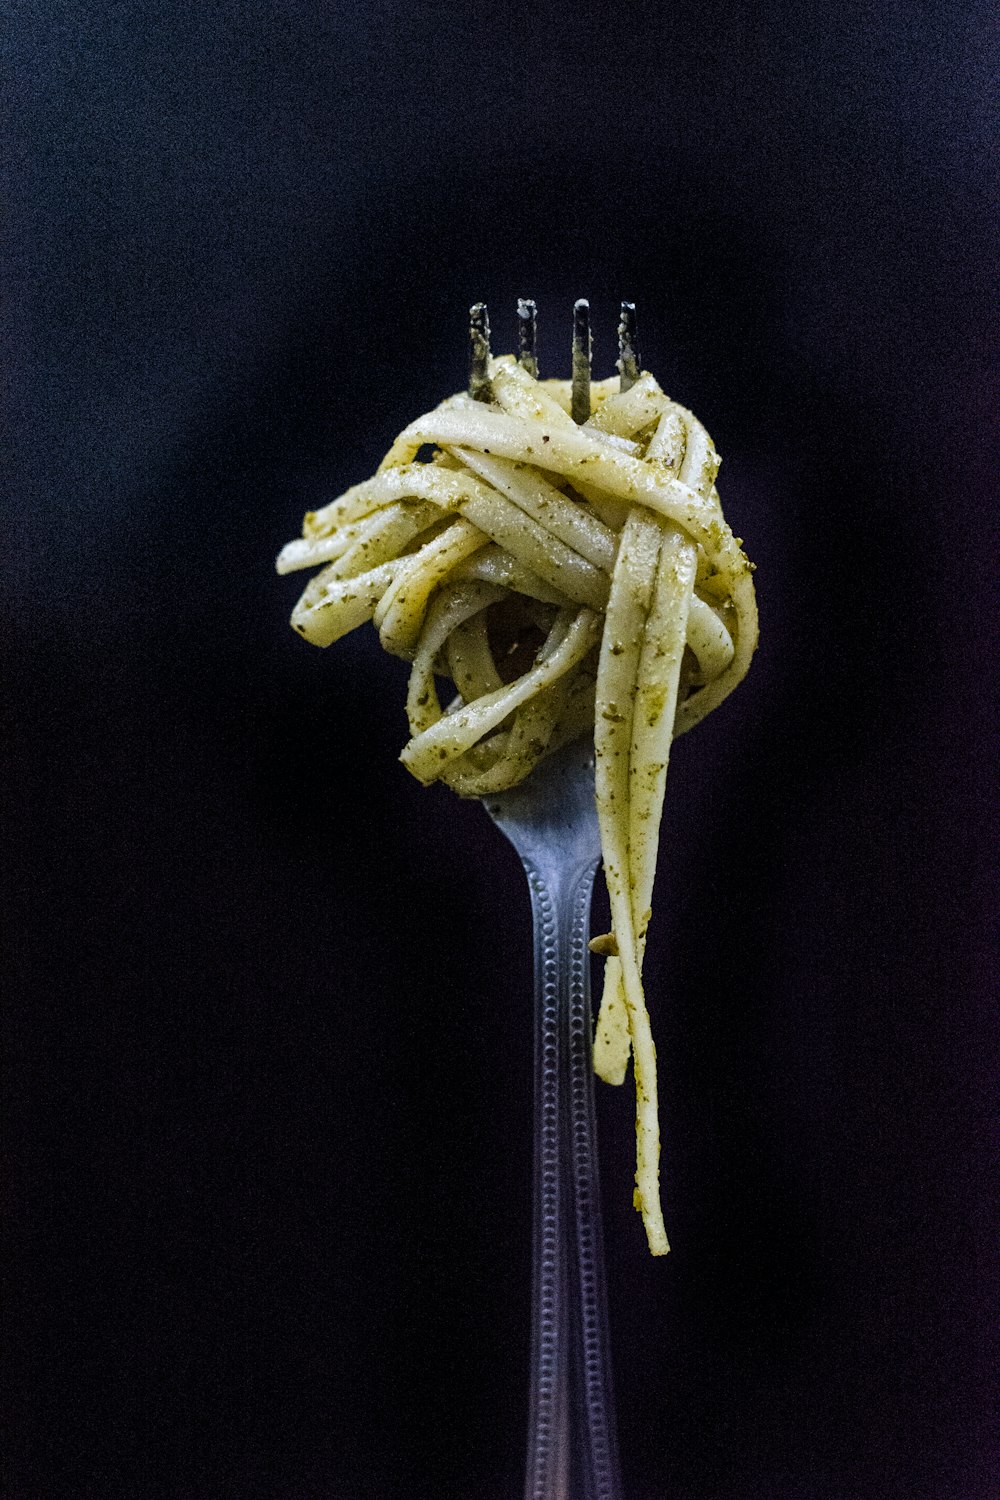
469,302,492,401
618,301,640,392
571,299,592,424
517,298,538,378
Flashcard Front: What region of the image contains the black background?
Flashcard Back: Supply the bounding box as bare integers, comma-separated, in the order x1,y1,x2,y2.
5,3,996,1497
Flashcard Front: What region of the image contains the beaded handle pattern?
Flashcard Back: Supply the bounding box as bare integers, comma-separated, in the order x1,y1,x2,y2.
522,853,621,1500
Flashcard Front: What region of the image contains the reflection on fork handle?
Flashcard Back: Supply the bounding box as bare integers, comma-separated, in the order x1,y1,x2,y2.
522,855,623,1500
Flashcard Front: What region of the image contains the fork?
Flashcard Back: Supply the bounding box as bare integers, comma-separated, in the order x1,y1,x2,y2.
477,300,639,1500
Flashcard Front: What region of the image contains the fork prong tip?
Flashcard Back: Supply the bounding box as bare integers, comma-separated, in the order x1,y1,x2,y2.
517,298,538,378
571,299,592,423
469,302,492,401
618,300,640,391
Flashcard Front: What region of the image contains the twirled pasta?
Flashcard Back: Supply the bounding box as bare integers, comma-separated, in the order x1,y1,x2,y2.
278,354,758,1254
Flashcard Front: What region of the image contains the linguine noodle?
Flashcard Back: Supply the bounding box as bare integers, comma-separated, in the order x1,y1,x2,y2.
277,354,757,1254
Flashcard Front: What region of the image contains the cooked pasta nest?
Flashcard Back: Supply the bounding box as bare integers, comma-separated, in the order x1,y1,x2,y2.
278,354,757,1253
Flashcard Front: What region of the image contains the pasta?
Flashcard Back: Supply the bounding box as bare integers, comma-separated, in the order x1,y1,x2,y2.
277,352,758,1255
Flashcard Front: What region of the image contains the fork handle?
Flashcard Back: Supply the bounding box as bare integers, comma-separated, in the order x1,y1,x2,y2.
523,854,623,1500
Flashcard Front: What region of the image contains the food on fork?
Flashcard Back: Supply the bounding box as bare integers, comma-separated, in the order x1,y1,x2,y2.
277,300,758,1254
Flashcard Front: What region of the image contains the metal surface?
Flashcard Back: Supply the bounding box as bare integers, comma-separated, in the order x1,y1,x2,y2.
571,300,592,425
518,298,539,378
469,301,492,401
617,303,640,392
483,735,622,1500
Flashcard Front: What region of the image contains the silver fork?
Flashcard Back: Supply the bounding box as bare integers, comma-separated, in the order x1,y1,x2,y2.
475,301,640,1500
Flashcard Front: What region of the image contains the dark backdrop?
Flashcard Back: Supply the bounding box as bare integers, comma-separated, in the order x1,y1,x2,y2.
5,3,996,1497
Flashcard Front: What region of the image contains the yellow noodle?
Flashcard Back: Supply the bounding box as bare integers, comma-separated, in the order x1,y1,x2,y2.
278,354,758,1254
